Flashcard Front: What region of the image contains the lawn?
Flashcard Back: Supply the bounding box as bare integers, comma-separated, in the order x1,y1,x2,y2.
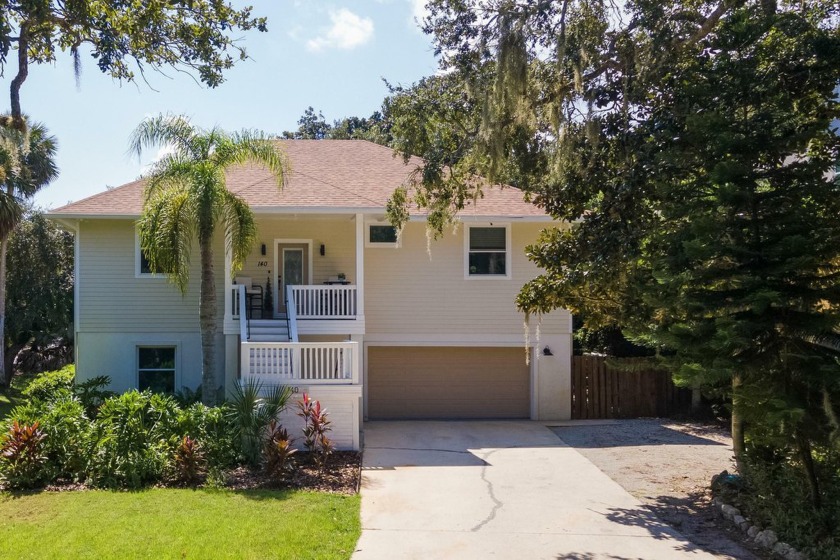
0,488,361,559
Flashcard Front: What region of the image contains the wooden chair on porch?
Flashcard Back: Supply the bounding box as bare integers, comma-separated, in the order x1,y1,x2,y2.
234,276,263,319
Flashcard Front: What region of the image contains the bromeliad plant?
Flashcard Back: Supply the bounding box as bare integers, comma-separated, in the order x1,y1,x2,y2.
263,420,297,480
0,420,47,488
172,436,206,484
297,394,334,471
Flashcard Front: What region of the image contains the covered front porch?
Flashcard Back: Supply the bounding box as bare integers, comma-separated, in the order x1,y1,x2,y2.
221,212,371,450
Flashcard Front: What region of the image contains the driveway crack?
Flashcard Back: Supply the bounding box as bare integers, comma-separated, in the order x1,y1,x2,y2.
471,449,502,532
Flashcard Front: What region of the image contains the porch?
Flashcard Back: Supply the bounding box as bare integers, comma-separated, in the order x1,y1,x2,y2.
221,213,370,450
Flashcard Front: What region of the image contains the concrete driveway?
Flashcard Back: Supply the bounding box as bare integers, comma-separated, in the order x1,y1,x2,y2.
353,421,721,560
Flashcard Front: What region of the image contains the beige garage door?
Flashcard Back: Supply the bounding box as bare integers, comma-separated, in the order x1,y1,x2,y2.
367,346,530,419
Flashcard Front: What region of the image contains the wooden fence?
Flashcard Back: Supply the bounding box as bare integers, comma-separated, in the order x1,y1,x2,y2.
571,355,691,419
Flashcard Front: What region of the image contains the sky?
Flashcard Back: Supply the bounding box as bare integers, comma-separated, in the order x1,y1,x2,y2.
1,1,438,210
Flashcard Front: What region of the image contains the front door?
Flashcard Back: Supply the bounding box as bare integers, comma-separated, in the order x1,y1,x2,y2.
275,243,309,315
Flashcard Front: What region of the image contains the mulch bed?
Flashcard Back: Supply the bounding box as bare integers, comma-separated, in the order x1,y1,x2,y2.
32,451,362,495
221,451,361,495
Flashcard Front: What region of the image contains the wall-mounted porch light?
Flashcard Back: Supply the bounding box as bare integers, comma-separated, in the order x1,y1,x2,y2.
260,243,267,256
543,346,553,356
320,244,326,256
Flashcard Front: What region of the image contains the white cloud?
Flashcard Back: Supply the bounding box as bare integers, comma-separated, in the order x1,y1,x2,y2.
410,0,430,27
307,9,374,52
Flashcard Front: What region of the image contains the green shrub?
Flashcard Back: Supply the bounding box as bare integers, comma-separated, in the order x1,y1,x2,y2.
743,447,840,560
176,403,237,468
21,365,75,403
74,376,115,418
87,391,180,488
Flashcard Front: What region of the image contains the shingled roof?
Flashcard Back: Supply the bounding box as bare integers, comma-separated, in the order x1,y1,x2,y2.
49,140,547,219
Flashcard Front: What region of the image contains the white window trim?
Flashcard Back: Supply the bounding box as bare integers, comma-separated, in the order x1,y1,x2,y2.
365,222,401,248
135,229,167,279
135,343,181,393
464,223,512,280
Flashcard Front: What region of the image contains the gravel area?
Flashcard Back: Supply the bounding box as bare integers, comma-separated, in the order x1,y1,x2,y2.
550,419,765,560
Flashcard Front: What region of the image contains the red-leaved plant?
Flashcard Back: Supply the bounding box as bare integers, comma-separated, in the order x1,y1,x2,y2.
296,394,334,471
173,436,206,485
263,420,297,480
0,421,48,488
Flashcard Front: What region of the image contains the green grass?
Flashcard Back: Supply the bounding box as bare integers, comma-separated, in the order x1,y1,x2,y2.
0,377,26,419
0,488,361,559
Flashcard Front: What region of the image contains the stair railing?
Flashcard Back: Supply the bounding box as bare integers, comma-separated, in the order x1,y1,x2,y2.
285,285,299,342
237,284,250,341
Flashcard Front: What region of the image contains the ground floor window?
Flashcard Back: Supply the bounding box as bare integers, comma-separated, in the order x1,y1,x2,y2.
138,346,176,394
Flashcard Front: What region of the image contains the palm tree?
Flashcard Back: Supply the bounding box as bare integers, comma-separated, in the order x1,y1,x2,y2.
130,114,288,405
0,119,58,387
0,118,58,388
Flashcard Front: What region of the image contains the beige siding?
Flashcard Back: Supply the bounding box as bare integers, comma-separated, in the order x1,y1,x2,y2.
365,221,571,336
78,219,225,333
235,217,357,289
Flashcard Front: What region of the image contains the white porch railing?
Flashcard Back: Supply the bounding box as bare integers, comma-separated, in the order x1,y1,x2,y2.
241,342,359,385
290,285,357,319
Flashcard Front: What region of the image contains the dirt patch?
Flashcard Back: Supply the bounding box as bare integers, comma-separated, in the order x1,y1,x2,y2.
550,419,765,560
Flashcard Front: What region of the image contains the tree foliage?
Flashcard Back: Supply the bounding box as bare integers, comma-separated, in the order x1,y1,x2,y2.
5,208,73,375
388,0,840,506
0,0,268,120
281,106,392,145
0,118,58,387
132,114,288,405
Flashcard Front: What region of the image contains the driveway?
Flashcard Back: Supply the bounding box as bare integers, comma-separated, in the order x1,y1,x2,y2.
353,421,721,560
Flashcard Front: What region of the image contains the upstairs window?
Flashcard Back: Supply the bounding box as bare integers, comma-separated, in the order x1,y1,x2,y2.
366,224,400,248
466,225,510,278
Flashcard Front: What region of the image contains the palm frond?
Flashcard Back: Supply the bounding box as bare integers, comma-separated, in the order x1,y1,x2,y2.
143,153,197,201
138,185,196,293
216,130,289,187
128,113,198,161
220,189,258,274
0,189,23,238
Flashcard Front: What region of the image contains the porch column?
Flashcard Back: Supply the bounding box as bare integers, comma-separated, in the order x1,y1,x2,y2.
355,213,365,319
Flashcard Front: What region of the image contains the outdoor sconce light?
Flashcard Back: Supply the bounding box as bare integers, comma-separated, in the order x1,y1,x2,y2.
543,346,553,356
320,244,326,256
260,243,266,256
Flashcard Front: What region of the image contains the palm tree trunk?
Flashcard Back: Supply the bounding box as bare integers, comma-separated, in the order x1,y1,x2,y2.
732,372,746,473
0,233,7,389
796,429,821,509
199,234,218,406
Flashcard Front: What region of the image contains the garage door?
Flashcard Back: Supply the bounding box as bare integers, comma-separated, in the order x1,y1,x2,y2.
367,346,530,419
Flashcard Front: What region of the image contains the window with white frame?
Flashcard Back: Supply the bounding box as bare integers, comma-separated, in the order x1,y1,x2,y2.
366,223,400,247
135,230,173,277
466,225,509,277
138,346,176,394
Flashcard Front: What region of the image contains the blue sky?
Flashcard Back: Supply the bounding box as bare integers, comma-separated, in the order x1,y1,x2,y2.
2,1,438,209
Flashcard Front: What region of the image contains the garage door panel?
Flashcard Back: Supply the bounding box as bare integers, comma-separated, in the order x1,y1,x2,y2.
367,346,530,419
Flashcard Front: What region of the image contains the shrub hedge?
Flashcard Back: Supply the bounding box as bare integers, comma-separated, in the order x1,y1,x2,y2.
0,368,290,490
